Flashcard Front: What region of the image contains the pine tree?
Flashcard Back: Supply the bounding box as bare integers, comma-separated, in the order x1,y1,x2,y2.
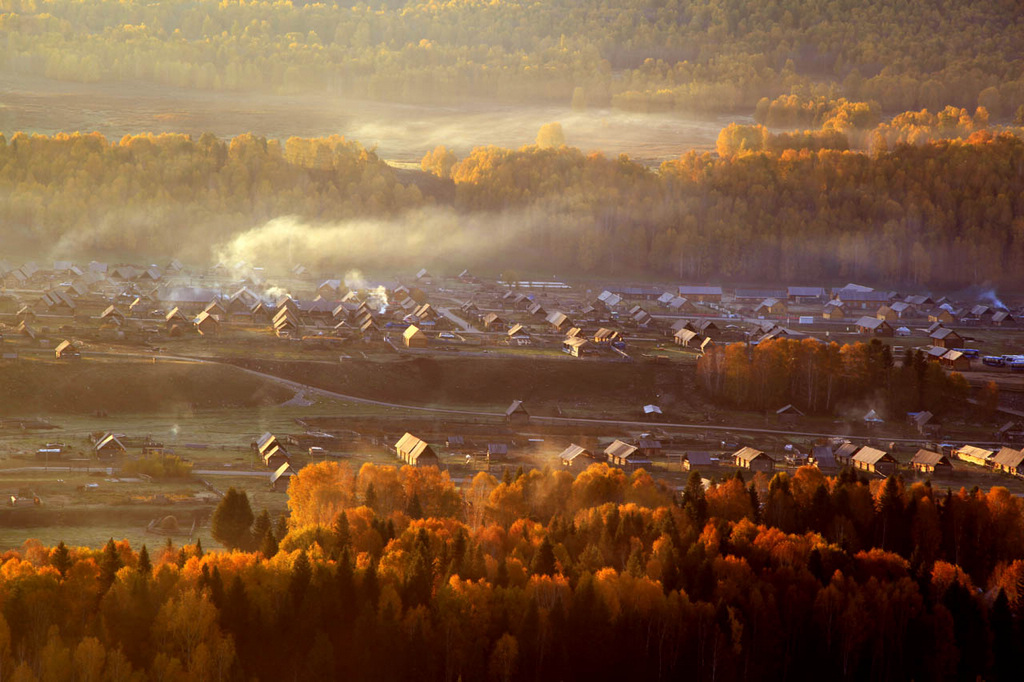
260,530,279,559
530,536,556,576
289,551,312,608
137,545,152,576
51,541,71,578
99,539,122,593
332,512,350,555
210,488,255,550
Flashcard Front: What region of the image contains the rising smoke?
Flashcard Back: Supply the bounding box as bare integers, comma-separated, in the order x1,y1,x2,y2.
212,207,544,275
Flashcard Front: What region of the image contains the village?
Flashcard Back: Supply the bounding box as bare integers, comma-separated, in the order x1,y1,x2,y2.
2,256,1024,546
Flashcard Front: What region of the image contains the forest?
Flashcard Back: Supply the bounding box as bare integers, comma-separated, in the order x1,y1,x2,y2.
2,460,1024,681
696,338,979,417
3,126,1024,288
0,0,1022,117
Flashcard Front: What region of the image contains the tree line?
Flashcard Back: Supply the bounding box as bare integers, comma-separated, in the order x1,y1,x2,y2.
2,461,1024,680
696,338,971,417
0,0,1022,116
3,129,1024,288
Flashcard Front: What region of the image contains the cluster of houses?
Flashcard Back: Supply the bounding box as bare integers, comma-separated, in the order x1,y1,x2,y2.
255,432,296,490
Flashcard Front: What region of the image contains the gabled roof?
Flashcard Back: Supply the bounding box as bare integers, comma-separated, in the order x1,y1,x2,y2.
992,447,1024,469
559,444,593,463
733,446,769,463
911,449,947,466
605,439,639,460
787,286,826,297
852,446,891,465
505,400,527,418
395,432,437,462
96,434,126,451
855,316,886,330
834,442,859,460
270,462,295,484
930,327,960,340
957,445,994,461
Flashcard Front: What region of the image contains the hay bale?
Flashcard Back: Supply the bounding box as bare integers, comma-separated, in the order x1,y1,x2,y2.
157,515,179,532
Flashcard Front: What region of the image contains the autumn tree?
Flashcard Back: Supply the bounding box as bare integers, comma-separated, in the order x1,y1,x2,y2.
211,488,255,551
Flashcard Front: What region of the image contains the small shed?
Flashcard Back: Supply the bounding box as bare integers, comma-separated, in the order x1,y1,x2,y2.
505,400,529,425
834,442,859,467
930,327,964,349
810,445,837,471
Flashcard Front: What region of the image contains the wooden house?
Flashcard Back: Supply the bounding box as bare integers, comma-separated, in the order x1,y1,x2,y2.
834,442,859,467
486,443,509,461
270,462,295,491
929,327,963,348
910,449,953,474
810,444,837,471
563,336,596,358
100,305,126,324
755,298,787,316
605,440,648,469
637,439,662,458
403,325,429,348
855,316,894,337
54,340,80,360
992,311,1016,326
940,350,971,371
822,302,845,320
95,434,126,457
681,451,718,472
193,311,221,336
677,286,722,303
546,311,572,332
395,433,440,467
505,400,529,426
954,445,995,467
992,447,1024,477
732,446,774,472
851,447,898,475
929,309,955,325
482,312,505,330
558,444,597,470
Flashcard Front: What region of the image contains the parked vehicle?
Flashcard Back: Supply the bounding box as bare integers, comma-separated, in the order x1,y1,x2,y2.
983,356,1006,367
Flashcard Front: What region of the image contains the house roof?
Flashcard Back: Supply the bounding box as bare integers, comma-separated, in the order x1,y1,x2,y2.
732,446,769,463
678,285,722,296
559,444,592,463
487,443,509,456
403,325,425,340
605,439,639,460
505,400,527,418
96,434,125,451
852,446,891,465
788,286,826,297
855,316,886,330
811,445,836,468
957,445,995,460
270,462,295,484
395,433,437,462
911,449,947,466
835,442,859,459
930,327,960,340
993,447,1024,469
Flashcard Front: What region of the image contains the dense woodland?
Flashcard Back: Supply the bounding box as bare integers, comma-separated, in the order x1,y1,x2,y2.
0,0,1022,116
3,461,1024,681
3,128,1023,287
696,339,978,417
